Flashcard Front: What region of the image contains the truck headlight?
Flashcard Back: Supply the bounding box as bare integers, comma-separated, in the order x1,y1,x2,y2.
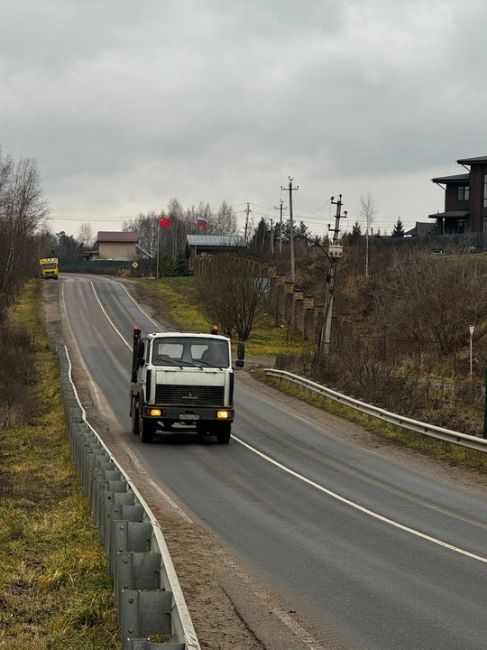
216,410,230,419
148,408,162,417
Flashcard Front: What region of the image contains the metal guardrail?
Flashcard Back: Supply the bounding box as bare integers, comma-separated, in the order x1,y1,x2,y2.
265,368,487,454
57,344,200,650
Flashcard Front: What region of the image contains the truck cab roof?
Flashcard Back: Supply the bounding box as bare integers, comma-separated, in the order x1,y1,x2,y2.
146,331,230,343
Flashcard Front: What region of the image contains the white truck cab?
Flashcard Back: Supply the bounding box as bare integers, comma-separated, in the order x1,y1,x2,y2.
130,329,234,443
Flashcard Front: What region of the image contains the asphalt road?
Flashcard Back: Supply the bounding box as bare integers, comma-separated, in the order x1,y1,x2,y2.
60,274,487,649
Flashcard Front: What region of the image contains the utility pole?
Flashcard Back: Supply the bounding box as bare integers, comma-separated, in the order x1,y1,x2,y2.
281,177,299,282
244,203,251,245
274,199,287,254
270,218,274,255
260,219,267,253
320,194,346,355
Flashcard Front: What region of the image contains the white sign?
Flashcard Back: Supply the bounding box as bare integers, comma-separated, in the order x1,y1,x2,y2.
469,324,475,336
328,244,343,258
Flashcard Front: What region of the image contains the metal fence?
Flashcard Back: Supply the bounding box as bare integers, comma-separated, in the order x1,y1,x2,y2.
265,368,487,453
57,344,200,650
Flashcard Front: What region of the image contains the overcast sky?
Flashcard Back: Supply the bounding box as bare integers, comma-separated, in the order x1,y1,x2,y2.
1,0,486,239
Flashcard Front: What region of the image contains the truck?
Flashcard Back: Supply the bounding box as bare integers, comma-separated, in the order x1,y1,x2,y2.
130,327,234,444
39,257,59,279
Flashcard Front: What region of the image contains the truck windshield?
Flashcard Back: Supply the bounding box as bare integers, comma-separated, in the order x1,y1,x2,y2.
42,263,57,269
152,337,229,368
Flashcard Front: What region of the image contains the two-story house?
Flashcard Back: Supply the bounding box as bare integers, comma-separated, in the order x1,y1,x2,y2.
429,155,487,234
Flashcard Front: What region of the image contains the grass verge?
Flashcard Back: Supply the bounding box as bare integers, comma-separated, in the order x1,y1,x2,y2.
253,369,487,472
0,281,119,650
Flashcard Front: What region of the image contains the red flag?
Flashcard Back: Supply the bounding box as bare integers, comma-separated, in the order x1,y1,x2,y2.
196,216,208,229
159,217,172,229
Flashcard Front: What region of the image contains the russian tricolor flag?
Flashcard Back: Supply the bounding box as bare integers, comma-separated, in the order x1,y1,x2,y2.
196,216,208,229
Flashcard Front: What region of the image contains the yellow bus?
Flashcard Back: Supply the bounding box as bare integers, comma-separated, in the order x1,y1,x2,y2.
39,258,59,279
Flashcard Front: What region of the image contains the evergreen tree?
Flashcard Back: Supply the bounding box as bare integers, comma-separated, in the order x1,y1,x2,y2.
346,220,362,244
392,218,405,237
175,251,189,276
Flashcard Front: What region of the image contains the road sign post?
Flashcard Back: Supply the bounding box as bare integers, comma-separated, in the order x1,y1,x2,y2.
469,324,475,381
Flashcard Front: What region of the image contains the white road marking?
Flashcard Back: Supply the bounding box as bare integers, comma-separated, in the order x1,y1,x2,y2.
116,280,161,329
89,281,132,349
272,608,324,649
232,435,487,565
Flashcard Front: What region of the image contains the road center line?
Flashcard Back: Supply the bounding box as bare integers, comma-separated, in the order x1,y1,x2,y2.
90,281,132,350
232,435,487,564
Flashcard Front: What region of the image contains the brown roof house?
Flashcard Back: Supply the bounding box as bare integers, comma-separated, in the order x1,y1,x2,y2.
95,231,140,260
429,155,487,234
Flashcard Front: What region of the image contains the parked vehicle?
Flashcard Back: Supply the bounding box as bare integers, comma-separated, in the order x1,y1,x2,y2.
130,327,234,444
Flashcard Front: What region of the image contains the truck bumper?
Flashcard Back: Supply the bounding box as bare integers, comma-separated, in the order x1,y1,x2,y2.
142,405,234,423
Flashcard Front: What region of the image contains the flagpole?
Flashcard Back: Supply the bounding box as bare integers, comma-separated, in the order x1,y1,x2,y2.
156,219,160,280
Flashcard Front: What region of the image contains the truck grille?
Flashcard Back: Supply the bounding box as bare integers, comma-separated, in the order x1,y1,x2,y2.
155,385,224,405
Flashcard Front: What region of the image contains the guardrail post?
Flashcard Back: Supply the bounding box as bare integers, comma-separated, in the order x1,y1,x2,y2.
120,589,172,650
115,551,162,610
97,474,125,539
104,491,137,554
110,521,153,576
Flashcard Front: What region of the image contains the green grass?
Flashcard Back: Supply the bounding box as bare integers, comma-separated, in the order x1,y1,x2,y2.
0,281,119,649
135,276,314,357
137,276,211,333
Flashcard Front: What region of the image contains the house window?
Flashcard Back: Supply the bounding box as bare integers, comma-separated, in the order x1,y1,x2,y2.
484,175,487,208
457,185,469,202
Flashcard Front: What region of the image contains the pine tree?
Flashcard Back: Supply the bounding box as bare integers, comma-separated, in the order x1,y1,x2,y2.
346,220,362,243
392,218,405,237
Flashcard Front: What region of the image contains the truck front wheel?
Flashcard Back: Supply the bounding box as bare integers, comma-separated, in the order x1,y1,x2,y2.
139,416,157,443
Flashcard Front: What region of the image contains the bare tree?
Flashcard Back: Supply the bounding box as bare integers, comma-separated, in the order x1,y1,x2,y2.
373,252,487,356
123,212,159,256
360,192,376,278
77,222,94,249
197,253,267,340
0,151,47,318
211,200,237,235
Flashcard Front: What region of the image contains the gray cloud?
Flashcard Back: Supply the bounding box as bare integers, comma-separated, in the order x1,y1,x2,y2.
1,0,486,236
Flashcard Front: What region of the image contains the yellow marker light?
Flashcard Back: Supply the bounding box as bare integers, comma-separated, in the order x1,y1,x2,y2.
217,410,229,419
148,408,162,417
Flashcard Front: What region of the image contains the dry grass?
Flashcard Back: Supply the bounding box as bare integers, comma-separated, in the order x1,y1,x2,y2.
0,281,119,649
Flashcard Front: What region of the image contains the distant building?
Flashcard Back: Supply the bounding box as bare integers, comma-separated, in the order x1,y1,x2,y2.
95,231,139,260
186,234,246,272
429,155,487,234
404,222,437,239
